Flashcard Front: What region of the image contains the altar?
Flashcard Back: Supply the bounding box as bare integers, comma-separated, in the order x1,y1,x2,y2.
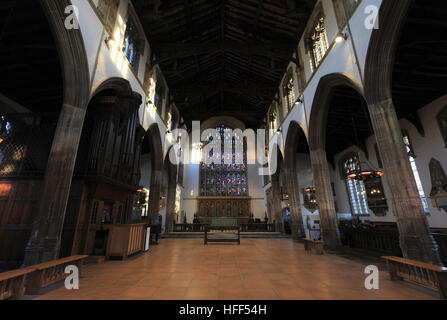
196,196,251,224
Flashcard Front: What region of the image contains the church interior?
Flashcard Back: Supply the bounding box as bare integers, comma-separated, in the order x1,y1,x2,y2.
1,0,447,302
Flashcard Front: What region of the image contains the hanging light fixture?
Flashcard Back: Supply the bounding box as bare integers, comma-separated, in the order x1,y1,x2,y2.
347,115,384,181
0,117,6,143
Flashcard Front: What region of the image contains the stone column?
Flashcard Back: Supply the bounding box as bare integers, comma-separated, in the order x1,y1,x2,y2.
271,176,285,233
148,169,163,225
165,166,178,233
310,149,343,252
23,105,87,266
368,99,442,265
22,0,90,266
283,168,305,240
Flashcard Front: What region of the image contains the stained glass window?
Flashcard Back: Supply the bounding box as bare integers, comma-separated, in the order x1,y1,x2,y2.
283,72,296,114
123,10,142,70
402,132,430,213
342,154,369,215
200,125,248,197
308,16,328,72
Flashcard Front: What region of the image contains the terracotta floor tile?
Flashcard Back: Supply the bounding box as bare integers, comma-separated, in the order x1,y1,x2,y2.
246,288,281,300
32,238,439,301
152,287,187,299
185,287,218,299
190,278,219,288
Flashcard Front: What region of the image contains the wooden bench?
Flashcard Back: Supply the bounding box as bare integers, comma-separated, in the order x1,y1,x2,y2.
0,268,35,300
303,238,324,255
382,256,447,299
25,255,88,295
204,219,240,245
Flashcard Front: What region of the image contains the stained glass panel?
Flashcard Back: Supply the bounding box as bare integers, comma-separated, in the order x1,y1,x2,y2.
200,125,249,196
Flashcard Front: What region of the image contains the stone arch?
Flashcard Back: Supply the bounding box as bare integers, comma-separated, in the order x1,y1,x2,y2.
91,77,136,99
22,1,93,265
163,146,178,233
363,0,412,104
41,0,91,110
200,116,246,133
308,73,364,151
284,121,308,171
282,121,309,240
142,123,165,225
270,147,285,234
362,0,443,265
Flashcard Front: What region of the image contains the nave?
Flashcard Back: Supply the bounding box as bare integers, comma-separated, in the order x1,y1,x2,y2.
29,239,437,300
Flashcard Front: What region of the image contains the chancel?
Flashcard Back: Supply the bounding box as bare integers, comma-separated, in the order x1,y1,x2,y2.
0,0,447,302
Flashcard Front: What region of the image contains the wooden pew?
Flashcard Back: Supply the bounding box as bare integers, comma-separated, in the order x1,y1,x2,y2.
382,256,447,299
25,255,88,295
0,268,35,300
303,238,324,255
204,219,240,245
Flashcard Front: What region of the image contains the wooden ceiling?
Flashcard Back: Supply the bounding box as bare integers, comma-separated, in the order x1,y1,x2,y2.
133,0,317,128
392,0,447,133
0,0,62,114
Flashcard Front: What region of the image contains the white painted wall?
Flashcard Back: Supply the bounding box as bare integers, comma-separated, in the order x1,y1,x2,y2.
73,0,168,148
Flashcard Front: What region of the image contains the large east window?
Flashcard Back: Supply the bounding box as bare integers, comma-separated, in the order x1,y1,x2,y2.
200,125,248,197
342,154,369,215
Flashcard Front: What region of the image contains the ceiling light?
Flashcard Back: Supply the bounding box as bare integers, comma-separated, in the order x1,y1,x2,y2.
335,32,348,43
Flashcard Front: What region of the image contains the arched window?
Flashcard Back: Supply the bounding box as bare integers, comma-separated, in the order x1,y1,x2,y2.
402,131,429,213
305,7,329,73
269,105,278,131
96,0,120,33
283,72,296,113
341,154,369,215
200,125,248,196
123,5,144,70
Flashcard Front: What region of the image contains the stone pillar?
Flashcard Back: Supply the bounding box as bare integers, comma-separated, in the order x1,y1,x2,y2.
271,176,285,233
283,168,305,240
310,149,343,252
23,105,87,266
165,166,177,233
22,0,90,266
368,99,442,265
148,169,163,225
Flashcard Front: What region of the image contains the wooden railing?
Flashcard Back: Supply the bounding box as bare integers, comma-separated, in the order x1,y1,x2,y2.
25,255,88,295
106,223,148,260
173,223,275,232
341,226,447,263
433,233,447,266
239,223,275,232
382,256,447,299
343,228,402,256
0,268,35,300
173,223,210,232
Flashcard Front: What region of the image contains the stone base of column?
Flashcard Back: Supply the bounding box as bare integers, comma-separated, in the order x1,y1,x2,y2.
22,237,60,267
322,229,344,253
400,234,443,266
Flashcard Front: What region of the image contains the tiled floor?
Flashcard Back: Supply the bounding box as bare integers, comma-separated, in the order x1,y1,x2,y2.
32,239,439,300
